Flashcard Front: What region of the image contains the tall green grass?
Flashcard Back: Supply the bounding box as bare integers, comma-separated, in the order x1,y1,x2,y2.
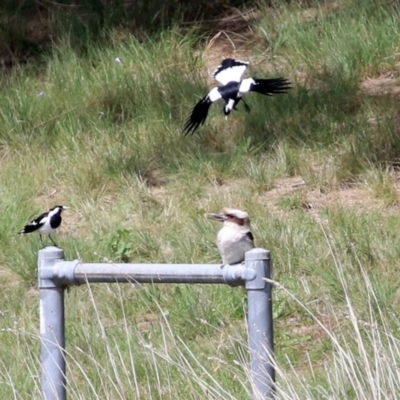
3,224,400,398
259,0,400,76
2,0,400,398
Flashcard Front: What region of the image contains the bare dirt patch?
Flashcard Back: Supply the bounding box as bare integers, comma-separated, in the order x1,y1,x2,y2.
261,176,390,212
306,187,382,210
361,70,400,97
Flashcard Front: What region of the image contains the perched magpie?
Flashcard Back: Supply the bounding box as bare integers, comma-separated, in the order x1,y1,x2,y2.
183,58,291,136
18,205,69,247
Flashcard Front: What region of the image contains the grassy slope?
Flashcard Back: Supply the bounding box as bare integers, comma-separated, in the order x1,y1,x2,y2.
1,0,400,398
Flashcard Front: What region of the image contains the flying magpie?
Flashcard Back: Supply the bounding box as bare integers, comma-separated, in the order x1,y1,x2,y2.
18,205,69,247
183,58,291,136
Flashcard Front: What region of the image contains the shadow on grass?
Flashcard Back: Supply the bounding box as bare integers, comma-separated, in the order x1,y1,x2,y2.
0,0,252,67
242,77,400,163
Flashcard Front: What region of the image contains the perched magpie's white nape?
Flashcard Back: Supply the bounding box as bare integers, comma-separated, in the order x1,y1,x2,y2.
18,205,69,247
183,58,291,136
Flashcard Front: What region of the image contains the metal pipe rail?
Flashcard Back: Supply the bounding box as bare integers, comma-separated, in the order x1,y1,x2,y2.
38,247,274,400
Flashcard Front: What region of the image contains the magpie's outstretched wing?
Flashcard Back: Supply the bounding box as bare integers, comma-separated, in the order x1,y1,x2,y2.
183,96,213,136
247,77,292,96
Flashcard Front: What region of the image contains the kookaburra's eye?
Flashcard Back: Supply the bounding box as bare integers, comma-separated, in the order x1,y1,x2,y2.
226,214,234,219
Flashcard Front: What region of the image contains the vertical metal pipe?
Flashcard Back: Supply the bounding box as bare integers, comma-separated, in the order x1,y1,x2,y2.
245,248,275,399
38,246,66,400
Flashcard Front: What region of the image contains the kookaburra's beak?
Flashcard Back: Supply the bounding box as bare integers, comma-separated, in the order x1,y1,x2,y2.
207,213,228,222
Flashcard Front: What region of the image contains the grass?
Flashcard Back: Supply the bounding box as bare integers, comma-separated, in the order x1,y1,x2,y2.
2,0,400,398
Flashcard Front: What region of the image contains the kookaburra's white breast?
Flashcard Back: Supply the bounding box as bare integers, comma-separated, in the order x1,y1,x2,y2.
217,225,254,265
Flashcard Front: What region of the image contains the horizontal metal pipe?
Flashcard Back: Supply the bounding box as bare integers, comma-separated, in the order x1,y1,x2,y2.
54,261,256,285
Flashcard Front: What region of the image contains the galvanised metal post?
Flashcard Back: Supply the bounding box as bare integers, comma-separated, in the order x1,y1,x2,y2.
245,248,275,399
38,246,66,400
36,247,273,399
